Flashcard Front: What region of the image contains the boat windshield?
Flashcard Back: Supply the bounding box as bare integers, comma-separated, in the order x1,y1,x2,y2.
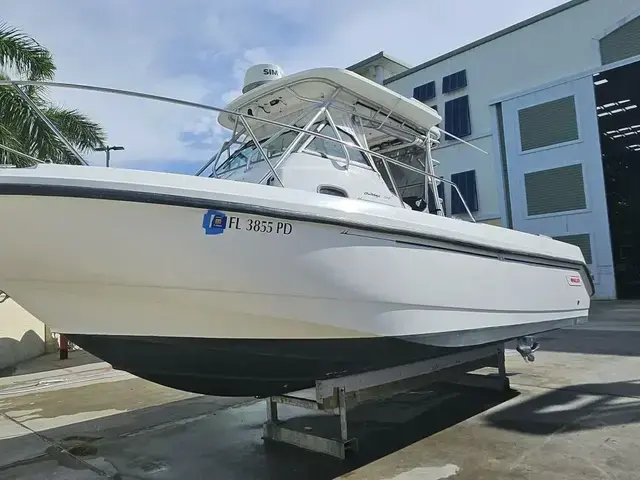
215,122,371,175
215,130,298,175
303,124,370,167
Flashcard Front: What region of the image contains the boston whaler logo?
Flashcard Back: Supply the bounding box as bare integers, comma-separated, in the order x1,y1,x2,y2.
566,275,582,286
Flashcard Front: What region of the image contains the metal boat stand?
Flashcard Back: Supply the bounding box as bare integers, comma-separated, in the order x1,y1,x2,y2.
262,343,511,459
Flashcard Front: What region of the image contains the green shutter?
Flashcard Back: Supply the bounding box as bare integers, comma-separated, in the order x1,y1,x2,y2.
553,233,593,264
600,16,640,65
518,96,579,151
524,164,586,215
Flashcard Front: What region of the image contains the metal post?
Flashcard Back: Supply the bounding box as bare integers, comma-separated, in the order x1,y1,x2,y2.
266,397,279,423
497,345,507,378
257,88,343,185
198,116,243,177
381,158,405,208
95,145,124,167
426,140,444,216
337,387,348,442
325,109,351,170
59,334,68,360
238,116,285,187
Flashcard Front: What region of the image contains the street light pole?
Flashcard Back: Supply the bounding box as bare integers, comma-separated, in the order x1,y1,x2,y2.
95,145,124,167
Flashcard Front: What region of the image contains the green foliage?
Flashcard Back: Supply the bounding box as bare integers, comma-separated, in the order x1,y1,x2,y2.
0,22,106,166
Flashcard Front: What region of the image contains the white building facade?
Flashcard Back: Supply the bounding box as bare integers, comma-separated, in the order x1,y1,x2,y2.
350,0,640,299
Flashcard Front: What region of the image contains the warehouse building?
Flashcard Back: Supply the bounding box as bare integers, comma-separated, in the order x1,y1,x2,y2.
349,0,640,299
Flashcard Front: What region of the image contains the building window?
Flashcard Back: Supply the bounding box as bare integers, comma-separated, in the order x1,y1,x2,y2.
553,234,593,264
450,170,478,214
444,96,472,139
442,70,467,94
413,81,436,102
524,164,586,216
518,96,579,151
600,15,640,65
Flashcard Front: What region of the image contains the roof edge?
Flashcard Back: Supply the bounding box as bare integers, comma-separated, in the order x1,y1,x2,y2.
347,51,413,72
383,0,591,85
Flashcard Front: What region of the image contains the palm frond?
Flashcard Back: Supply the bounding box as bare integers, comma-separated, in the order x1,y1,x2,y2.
0,84,53,163
0,23,106,166
0,121,27,166
0,87,107,166
44,107,107,152
0,22,55,80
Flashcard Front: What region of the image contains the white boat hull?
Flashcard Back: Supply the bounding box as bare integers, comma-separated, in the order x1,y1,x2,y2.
0,165,591,396
0,194,590,341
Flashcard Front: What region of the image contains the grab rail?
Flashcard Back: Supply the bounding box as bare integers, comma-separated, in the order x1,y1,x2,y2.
0,291,9,304
0,79,477,221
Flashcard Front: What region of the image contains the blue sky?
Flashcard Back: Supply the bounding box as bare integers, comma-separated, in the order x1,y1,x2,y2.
4,0,568,174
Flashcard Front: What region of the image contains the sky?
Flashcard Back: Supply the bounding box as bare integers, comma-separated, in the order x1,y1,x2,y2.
3,0,569,174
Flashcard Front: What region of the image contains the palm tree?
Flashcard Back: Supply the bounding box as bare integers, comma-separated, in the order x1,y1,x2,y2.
0,22,106,167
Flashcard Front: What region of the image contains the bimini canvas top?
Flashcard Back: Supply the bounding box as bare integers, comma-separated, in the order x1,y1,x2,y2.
217,67,442,141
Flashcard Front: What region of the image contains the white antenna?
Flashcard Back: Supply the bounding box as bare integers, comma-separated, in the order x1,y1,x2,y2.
433,127,489,155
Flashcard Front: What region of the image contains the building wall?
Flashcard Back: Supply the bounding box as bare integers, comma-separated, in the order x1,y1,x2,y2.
0,299,50,370
385,0,640,224
499,75,617,298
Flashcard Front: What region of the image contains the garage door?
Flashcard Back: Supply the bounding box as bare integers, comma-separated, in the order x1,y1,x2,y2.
500,75,616,299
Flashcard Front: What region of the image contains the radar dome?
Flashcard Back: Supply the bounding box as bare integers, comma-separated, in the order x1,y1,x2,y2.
242,64,284,94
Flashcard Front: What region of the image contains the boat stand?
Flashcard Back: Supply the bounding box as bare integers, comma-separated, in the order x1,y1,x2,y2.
262,343,510,459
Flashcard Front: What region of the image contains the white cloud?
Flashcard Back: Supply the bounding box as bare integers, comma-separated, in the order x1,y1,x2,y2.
2,0,568,172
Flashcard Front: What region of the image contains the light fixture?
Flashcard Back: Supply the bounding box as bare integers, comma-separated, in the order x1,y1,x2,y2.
597,103,638,117
607,126,640,136
594,78,609,86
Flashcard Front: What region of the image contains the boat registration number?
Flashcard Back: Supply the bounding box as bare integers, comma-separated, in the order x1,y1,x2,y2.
229,216,292,235
202,210,292,236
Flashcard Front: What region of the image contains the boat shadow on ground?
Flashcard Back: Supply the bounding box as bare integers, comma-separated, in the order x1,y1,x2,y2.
507,328,640,357
0,384,517,479
484,381,640,435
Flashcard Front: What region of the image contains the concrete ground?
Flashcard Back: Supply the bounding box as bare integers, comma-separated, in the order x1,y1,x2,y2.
0,301,639,479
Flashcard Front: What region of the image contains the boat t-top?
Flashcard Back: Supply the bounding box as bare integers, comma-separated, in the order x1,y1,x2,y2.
0,64,593,397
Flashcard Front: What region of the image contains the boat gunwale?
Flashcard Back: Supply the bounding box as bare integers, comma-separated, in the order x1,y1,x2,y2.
0,182,595,297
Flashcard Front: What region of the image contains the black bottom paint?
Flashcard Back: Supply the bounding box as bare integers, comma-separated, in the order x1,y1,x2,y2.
67,334,485,397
